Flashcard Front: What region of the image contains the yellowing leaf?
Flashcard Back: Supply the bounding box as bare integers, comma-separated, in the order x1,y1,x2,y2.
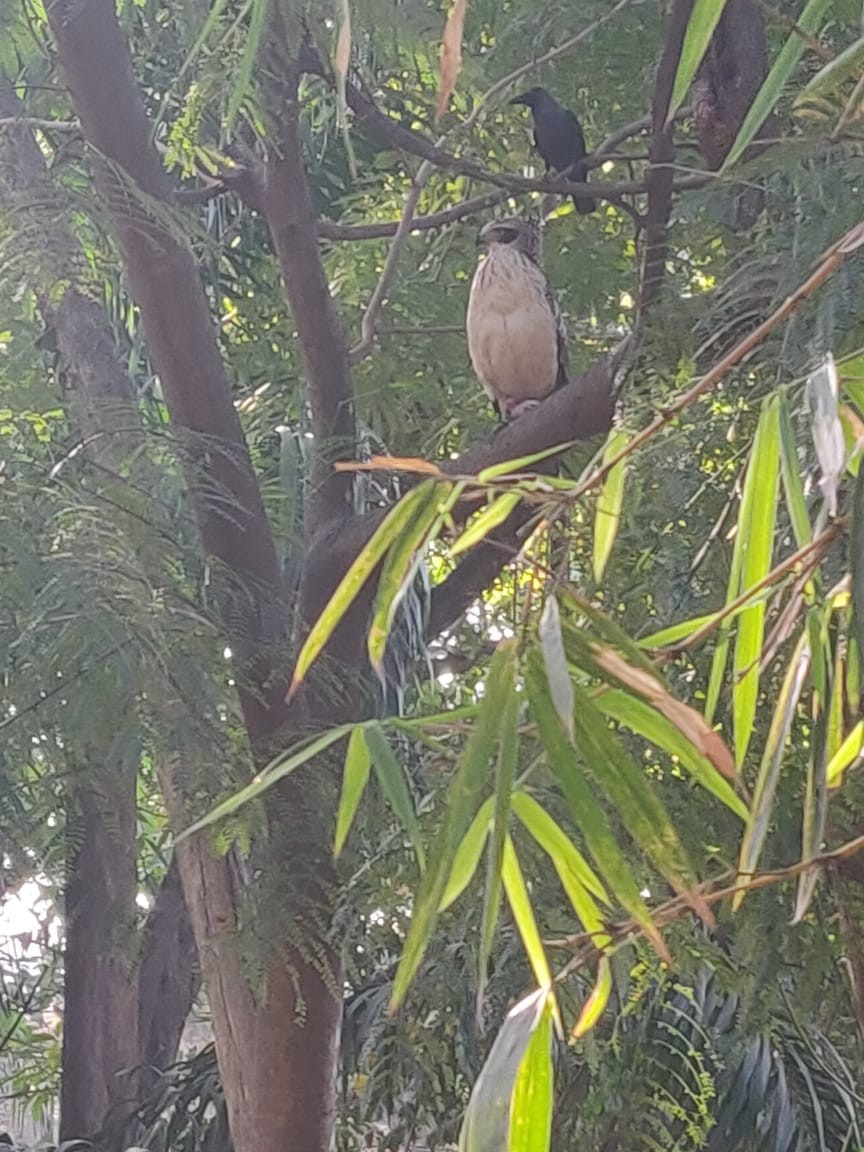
436,0,469,122
502,836,554,994
827,719,864,787
593,428,628,581
571,956,612,1039
508,997,554,1152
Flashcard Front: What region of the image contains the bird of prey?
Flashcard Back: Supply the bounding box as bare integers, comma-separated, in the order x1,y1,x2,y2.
510,87,597,215
466,216,569,421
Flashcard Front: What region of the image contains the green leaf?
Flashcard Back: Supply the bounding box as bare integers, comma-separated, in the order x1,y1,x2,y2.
334,727,372,858
477,441,573,481
511,792,611,951
724,0,835,169
560,591,663,681
826,719,864,787
390,641,518,1012
226,0,269,132
570,956,613,1039
439,798,493,910
638,613,718,649
733,396,780,765
596,690,749,820
365,722,426,872
796,33,864,103
507,996,554,1152
450,491,522,557
478,679,519,1008
734,628,810,909
178,725,354,841
290,480,441,697
539,596,574,741
569,682,709,922
778,389,813,550
502,836,554,992
510,792,608,903
593,428,629,581
368,481,446,675
459,989,549,1152
851,463,864,670
525,650,669,962
669,0,731,123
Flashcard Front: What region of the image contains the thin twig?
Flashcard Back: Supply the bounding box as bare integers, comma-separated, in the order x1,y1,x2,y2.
754,0,834,61
0,116,79,131
569,217,864,503
317,189,508,241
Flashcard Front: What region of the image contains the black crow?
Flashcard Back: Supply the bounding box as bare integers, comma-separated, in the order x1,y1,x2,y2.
510,87,597,215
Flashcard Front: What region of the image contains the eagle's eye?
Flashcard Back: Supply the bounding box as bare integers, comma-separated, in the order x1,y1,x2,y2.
496,227,519,244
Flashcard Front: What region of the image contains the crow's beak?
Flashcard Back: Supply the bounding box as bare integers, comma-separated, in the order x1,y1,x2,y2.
509,93,528,106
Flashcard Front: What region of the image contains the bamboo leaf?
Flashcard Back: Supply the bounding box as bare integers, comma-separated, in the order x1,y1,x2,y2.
391,642,517,1011
851,463,864,669
669,0,730,123
826,719,864,787
477,441,571,482
459,989,549,1152
450,491,522,557
510,792,609,903
734,629,810,909
365,723,426,873
724,0,835,169
368,481,445,676
502,836,554,992
569,681,712,925
596,690,748,820
436,0,469,121
478,680,519,1008
334,727,372,858
511,793,610,951
638,612,718,649
796,33,864,103
571,956,613,1039
290,480,441,698
226,0,268,131
808,355,845,517
593,428,629,581
439,798,493,911
508,996,554,1152
733,396,780,766
525,650,669,962
539,596,574,741
178,725,355,840
778,389,813,550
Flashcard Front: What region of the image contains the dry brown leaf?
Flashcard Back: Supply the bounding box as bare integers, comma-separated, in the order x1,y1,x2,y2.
435,0,469,123
334,455,443,475
591,646,738,784
333,0,352,81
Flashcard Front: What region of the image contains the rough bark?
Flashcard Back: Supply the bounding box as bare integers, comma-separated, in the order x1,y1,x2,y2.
0,77,198,1136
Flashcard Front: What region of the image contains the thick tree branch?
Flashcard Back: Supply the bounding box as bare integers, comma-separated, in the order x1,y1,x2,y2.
638,0,693,314
46,0,288,744
258,32,355,525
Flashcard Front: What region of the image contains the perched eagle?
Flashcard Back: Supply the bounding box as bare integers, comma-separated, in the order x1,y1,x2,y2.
466,216,569,421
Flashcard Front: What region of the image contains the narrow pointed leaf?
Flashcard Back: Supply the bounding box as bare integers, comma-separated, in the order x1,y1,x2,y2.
334,727,372,858
478,681,519,1007
851,463,864,669
365,722,426,872
226,0,268,131
477,441,572,481
669,0,730,123
436,0,469,120
439,798,493,911
502,836,554,992
571,956,613,1039
733,396,780,765
525,650,669,961
459,989,549,1152
510,792,609,903
724,0,834,169
796,33,864,103
808,355,845,517
450,491,522,557
735,629,810,909
593,428,629,581
570,681,712,924
391,641,518,1011
290,480,439,697
539,596,574,741
178,725,354,840
638,612,718,650
826,719,864,787
368,481,446,675
508,997,554,1152
778,389,813,550
596,690,748,819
